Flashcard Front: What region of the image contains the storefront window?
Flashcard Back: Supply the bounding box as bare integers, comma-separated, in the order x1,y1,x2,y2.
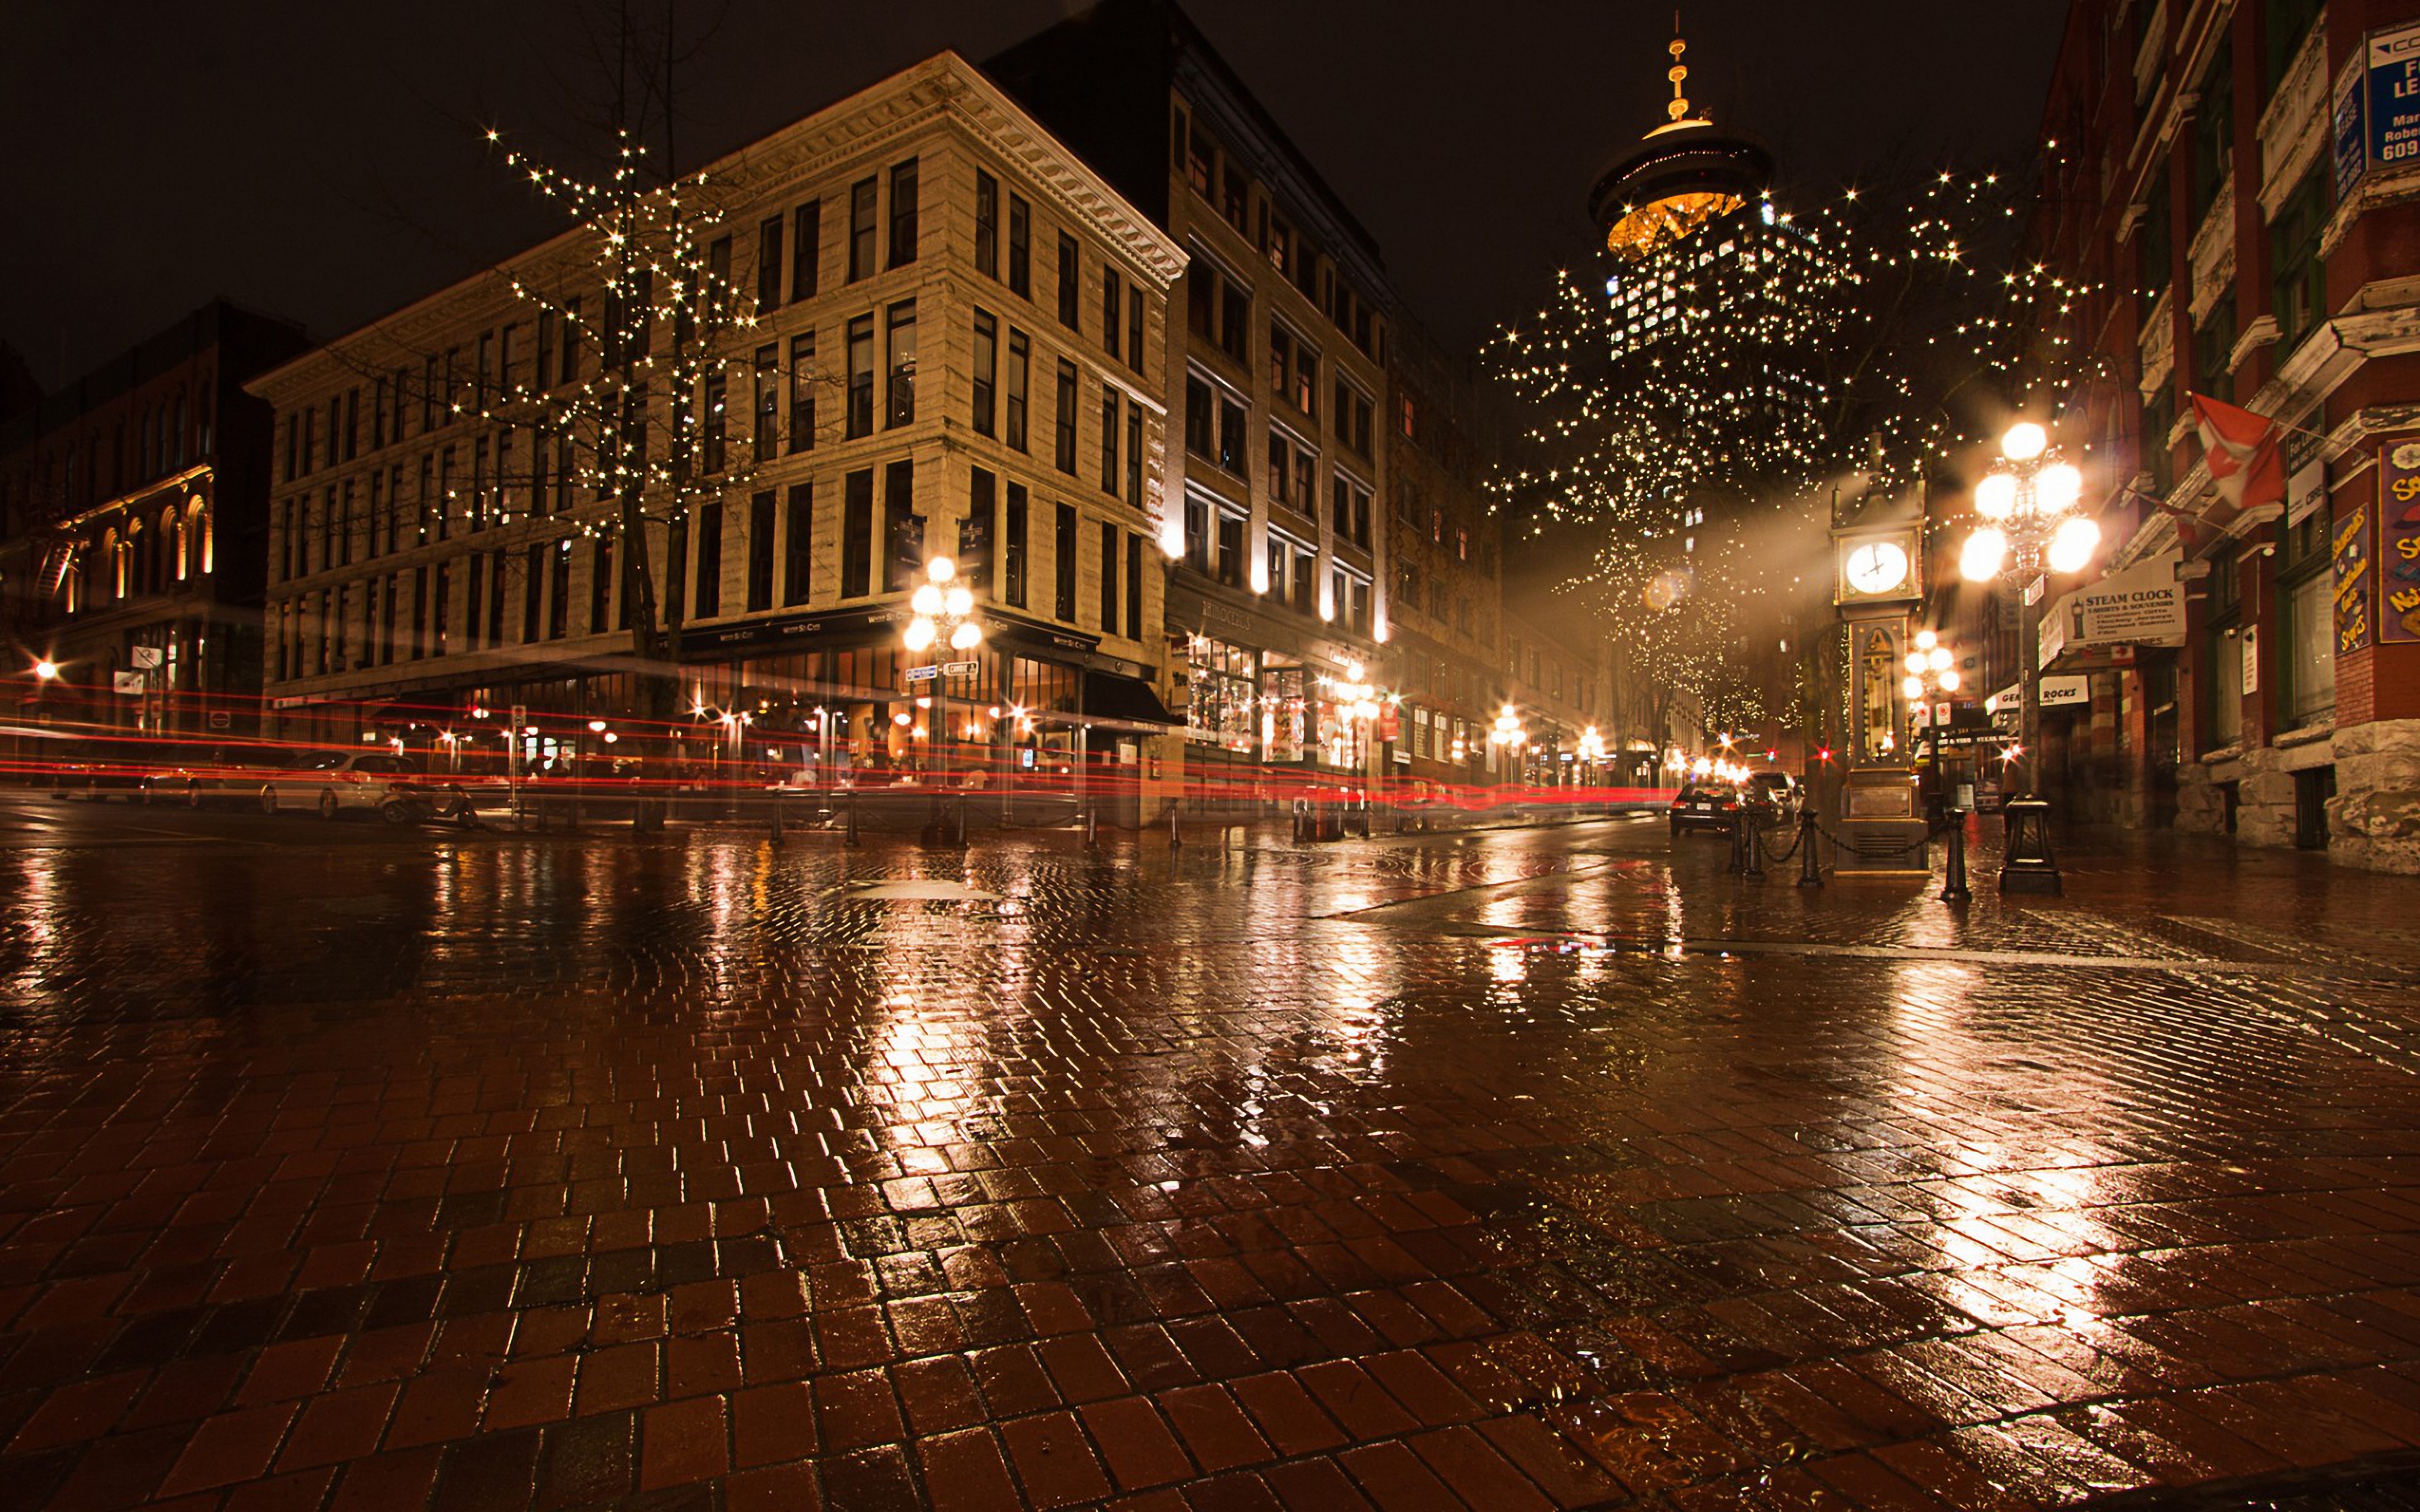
1264,663,1309,762
1185,636,1257,750
2283,567,2335,728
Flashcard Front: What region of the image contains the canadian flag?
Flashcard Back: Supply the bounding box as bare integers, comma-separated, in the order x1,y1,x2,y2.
2188,393,2286,516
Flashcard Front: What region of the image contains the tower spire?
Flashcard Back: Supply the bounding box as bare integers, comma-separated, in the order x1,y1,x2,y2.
1646,9,1712,138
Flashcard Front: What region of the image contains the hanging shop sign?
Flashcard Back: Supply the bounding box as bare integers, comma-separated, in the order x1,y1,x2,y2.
2242,623,2261,695
2337,501,2376,653
2336,21,2420,200
2382,440,2420,642
2037,675,2091,710
2038,553,2187,667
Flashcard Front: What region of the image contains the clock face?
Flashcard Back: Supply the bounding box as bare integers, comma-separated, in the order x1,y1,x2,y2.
1846,541,1910,595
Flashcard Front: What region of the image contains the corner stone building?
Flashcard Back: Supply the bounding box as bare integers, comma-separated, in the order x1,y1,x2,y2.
2032,0,2420,871
250,55,1185,806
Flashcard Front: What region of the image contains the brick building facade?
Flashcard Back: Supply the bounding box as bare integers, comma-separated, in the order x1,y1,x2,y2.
2025,0,2420,870
0,302,306,749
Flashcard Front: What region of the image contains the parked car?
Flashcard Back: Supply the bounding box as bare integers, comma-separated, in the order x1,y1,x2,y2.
48,737,176,801
138,745,298,808
258,751,433,821
1745,771,1800,818
1669,778,1743,836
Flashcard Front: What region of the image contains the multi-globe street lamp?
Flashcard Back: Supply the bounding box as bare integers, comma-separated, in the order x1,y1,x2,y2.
1958,422,2099,798
903,554,983,841
1488,704,1527,788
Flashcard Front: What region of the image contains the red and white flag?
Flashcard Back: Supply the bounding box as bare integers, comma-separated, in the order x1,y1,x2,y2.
2188,393,2285,516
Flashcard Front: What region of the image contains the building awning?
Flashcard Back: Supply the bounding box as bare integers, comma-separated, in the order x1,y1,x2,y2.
1029,672,1180,734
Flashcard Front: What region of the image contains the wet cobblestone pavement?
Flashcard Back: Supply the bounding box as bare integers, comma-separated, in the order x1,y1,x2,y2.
4,802,2420,1510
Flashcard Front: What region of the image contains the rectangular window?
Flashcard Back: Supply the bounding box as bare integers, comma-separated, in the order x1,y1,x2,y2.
1125,532,1143,640
1127,291,1146,377
758,215,784,312
882,459,919,593
791,200,821,302
971,310,998,437
1055,360,1079,474
1055,502,1078,621
842,468,874,597
2196,290,2238,395
665,516,687,627
524,543,546,643
2192,38,2234,221
2271,165,2328,351
1126,401,1143,506
534,310,551,395
964,467,996,593
2143,167,2173,302
559,298,581,384
1186,118,1214,195
2266,0,2324,94
1006,330,1031,451
371,378,388,451
702,373,728,473
465,553,486,651
784,483,813,604
1104,270,1123,359
885,299,917,427
1101,388,1121,495
1099,521,1117,632
548,541,570,639
529,422,548,517
888,158,918,267
1219,392,1246,475
748,491,775,613
1216,509,1245,589
1219,273,1248,363
846,315,875,438
591,533,614,633
1185,376,1213,458
1057,232,1080,330
788,331,816,452
1007,194,1031,298
694,500,723,619
706,234,732,325
1005,483,1029,608
848,177,877,282
975,170,999,278
753,344,778,461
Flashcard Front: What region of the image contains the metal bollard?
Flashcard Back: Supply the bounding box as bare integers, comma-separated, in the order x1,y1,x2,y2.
1940,810,1971,902
770,793,785,842
1795,807,1824,888
1726,807,1747,874
843,789,860,848
1168,801,1182,849
1083,800,1100,851
1742,814,1767,882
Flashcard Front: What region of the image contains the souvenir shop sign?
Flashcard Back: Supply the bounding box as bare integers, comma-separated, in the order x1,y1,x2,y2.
2384,441,2420,642
2336,501,2375,654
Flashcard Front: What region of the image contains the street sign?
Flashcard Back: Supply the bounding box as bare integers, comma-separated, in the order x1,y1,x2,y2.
942,660,980,676
207,710,232,731
510,704,528,726
112,671,144,695
130,646,163,670
904,665,939,683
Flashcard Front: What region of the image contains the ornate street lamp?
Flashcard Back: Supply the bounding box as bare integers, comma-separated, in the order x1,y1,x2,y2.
1958,422,2099,802
904,555,982,842
1488,704,1527,791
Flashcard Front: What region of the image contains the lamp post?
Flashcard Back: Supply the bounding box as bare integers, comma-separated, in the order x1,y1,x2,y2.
1488,704,1526,813
904,554,984,845
1958,422,2098,800
1960,422,2097,893
1578,724,1606,814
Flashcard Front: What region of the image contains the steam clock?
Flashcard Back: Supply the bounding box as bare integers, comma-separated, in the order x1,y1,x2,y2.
1831,511,1929,872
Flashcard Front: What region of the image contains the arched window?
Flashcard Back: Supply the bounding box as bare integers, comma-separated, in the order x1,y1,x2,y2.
186,497,209,578
101,528,121,600
157,507,177,592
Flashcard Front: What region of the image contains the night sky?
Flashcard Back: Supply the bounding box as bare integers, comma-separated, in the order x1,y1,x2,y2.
0,2,2068,394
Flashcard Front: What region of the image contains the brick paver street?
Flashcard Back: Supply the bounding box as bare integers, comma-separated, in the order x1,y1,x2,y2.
4,797,2420,1509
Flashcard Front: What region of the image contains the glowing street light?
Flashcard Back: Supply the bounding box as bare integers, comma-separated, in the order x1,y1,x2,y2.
904,555,983,841
32,659,59,682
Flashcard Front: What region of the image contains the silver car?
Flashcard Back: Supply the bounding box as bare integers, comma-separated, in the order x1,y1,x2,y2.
258,751,428,821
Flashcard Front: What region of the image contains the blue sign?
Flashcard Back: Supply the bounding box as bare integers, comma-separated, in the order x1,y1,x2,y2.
2337,59,2368,200
2339,22,2420,197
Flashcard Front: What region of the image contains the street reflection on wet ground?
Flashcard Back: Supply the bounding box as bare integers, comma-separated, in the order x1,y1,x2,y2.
2,805,2419,1509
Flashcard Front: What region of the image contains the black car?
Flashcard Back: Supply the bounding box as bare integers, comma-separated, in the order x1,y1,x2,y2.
1669,779,1743,835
